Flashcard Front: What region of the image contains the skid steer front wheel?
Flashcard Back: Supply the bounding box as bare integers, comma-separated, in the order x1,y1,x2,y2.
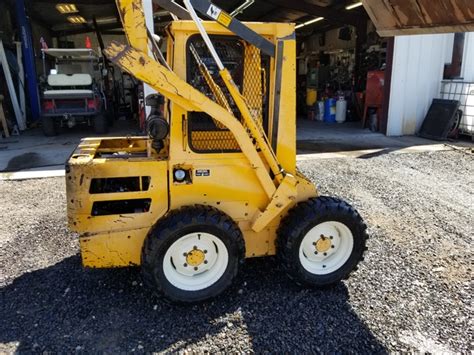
277,197,368,287
142,206,245,303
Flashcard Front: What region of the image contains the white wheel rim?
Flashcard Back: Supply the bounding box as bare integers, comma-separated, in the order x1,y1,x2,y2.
163,232,229,291
299,221,354,275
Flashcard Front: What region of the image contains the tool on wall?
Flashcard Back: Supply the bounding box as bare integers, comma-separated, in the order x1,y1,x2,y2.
0,39,25,131
0,95,10,138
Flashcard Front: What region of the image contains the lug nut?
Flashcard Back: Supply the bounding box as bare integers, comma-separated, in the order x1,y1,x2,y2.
183,263,187,267
312,242,316,246
314,251,318,255
204,250,208,254
183,252,187,257
193,245,197,250
194,267,198,271
323,252,327,256
323,265,326,268
330,236,333,239
204,260,208,264
331,245,335,249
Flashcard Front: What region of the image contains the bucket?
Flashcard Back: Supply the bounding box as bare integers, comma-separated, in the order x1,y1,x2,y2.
336,99,347,123
324,98,336,123
306,88,318,106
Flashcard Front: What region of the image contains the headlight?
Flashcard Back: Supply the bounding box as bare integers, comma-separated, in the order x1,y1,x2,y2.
174,169,186,181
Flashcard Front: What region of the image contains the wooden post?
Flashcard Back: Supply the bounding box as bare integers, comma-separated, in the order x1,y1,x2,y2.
0,95,10,138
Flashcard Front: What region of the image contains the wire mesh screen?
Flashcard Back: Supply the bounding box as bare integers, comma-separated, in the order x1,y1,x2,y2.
440,81,474,136
187,35,269,153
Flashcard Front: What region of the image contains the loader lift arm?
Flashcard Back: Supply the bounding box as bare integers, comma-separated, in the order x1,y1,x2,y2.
105,0,301,232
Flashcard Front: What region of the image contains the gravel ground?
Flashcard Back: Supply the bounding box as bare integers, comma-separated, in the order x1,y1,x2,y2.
1,149,473,353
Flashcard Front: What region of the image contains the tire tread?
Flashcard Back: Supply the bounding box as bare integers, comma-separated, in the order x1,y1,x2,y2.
277,196,368,287
141,205,245,303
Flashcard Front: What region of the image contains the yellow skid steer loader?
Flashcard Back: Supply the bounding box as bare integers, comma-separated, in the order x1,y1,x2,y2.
67,0,369,303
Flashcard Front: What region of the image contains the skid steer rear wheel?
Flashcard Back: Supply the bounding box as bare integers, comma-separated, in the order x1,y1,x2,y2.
142,206,245,303
93,114,108,134
41,116,58,136
277,196,368,287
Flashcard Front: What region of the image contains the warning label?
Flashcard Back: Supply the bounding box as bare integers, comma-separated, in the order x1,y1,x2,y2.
217,12,232,27
195,169,210,177
206,4,221,20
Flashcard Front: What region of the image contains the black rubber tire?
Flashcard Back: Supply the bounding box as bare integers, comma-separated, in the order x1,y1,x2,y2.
277,196,368,287
142,205,245,303
41,116,58,136
93,114,108,134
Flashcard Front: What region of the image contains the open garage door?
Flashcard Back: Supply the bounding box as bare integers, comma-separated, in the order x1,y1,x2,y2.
362,0,474,36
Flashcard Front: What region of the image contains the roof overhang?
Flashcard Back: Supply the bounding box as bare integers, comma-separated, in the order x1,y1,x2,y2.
362,0,474,36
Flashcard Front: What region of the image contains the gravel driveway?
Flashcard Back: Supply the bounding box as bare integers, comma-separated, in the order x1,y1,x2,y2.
1,150,472,353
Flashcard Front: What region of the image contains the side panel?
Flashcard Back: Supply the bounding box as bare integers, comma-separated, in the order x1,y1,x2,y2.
80,228,150,267
67,151,169,267
67,159,168,235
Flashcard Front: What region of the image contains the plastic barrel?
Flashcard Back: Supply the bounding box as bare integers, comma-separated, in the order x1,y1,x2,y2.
336,99,347,123
324,98,336,123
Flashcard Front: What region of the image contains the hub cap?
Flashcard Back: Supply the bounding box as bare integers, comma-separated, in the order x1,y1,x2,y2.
163,232,228,291
299,221,354,275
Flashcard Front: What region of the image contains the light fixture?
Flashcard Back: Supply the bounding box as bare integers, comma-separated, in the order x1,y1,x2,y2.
67,15,87,24
174,169,186,181
56,3,78,14
345,2,363,10
295,17,324,29
230,0,255,17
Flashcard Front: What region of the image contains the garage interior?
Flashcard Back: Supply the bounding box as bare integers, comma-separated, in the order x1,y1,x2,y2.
0,0,473,173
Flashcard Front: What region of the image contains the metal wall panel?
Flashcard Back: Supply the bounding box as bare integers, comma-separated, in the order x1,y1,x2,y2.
387,34,453,136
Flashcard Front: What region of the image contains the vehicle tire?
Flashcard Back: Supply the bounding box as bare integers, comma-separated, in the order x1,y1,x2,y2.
42,116,58,136
93,114,108,134
277,196,368,287
142,205,245,303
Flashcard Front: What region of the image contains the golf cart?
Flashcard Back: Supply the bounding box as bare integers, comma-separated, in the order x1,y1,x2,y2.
40,48,109,136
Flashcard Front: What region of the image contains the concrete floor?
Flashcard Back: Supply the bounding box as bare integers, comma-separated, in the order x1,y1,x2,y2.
0,120,138,173
297,120,473,159
0,119,472,177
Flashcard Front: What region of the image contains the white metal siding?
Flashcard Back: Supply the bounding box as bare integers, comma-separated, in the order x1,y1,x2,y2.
387,34,453,136
387,32,474,136
462,32,474,81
